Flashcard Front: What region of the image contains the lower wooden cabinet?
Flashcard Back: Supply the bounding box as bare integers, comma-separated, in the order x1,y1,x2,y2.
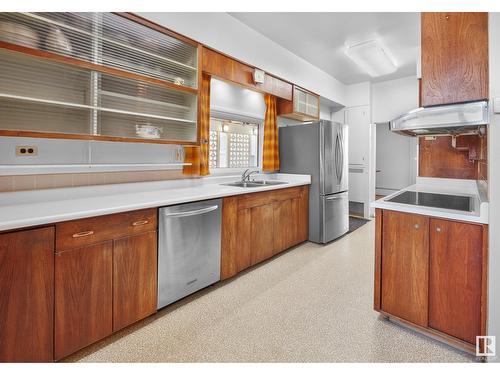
380,211,429,327
221,185,309,280
55,241,113,360
250,204,275,265
113,231,158,332
54,209,158,360
375,208,487,351
0,227,54,363
429,218,484,344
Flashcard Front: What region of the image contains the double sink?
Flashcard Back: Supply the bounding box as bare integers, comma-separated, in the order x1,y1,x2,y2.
223,180,288,188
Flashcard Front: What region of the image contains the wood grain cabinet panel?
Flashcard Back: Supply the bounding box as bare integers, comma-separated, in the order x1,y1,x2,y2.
113,231,158,332
220,186,309,280
201,47,292,100
250,204,275,266
236,208,252,272
429,219,483,343
421,12,488,106
375,208,488,352
0,227,54,363
296,187,309,244
56,208,157,251
54,241,113,360
381,210,429,327
273,199,293,254
220,196,239,280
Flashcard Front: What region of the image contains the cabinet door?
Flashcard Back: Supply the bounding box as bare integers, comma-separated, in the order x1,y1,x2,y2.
236,208,252,272
273,199,293,254
294,87,307,114
381,211,429,326
305,92,319,117
421,12,488,106
250,204,275,266
113,231,158,332
55,242,113,360
296,187,309,243
429,219,483,343
0,227,54,363
345,106,370,166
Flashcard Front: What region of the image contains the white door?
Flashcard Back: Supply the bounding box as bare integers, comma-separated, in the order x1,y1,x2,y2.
345,106,370,166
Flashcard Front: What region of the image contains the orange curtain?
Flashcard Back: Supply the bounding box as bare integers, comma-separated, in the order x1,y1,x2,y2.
184,73,211,176
182,146,201,176
262,94,280,172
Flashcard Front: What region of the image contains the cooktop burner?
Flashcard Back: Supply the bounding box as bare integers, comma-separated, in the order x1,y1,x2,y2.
386,191,472,212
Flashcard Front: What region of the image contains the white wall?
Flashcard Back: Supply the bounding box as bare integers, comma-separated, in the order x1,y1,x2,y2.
0,137,182,175
372,76,418,123
138,12,347,106
372,76,419,194
488,12,500,362
343,82,371,107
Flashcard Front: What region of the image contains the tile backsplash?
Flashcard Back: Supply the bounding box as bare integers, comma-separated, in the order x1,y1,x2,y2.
0,136,191,192
0,170,186,192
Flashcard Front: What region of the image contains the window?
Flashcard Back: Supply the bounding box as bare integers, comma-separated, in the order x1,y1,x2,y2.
209,117,260,169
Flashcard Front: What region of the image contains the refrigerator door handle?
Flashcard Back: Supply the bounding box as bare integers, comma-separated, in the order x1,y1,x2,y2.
335,133,341,185
338,131,344,184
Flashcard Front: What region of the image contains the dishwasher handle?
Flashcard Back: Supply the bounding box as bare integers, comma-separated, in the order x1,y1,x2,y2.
163,205,219,218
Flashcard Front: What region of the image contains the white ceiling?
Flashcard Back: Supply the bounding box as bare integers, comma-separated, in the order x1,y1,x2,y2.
229,12,420,85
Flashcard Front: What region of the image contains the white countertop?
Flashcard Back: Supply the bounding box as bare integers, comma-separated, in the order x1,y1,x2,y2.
371,177,489,224
0,173,310,232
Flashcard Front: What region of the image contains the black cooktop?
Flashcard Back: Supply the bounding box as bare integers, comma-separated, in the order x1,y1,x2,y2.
386,191,472,212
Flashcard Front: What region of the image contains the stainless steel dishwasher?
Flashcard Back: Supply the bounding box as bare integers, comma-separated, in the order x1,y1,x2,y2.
158,198,222,309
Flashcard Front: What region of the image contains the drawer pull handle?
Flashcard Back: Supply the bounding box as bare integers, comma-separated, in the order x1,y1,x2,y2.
414,224,420,229
132,220,149,226
72,230,94,238
436,227,442,232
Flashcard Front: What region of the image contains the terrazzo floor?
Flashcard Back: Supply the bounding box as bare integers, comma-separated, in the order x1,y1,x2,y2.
65,220,476,363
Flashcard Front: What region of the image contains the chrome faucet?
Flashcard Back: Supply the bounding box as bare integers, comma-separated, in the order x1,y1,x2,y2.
241,169,259,182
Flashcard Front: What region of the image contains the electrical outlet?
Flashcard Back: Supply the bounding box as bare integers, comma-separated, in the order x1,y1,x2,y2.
16,145,38,156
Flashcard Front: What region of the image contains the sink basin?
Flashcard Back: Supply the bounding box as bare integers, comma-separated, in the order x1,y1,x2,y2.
222,180,289,188
223,182,265,188
251,180,288,186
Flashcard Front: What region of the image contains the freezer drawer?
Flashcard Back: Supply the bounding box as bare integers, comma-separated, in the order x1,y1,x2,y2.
158,199,222,309
322,192,349,243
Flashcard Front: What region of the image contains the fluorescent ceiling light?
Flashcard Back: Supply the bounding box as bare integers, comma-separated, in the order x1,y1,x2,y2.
345,40,397,77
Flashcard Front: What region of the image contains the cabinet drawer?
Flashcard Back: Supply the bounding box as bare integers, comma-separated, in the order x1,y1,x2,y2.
56,208,157,251
237,186,304,210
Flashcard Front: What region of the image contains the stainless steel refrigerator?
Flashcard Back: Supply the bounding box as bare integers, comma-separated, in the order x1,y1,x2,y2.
279,120,349,243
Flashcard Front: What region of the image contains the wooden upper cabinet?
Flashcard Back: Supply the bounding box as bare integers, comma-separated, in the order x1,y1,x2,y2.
201,47,293,100
421,12,488,107
380,210,429,327
0,12,199,144
0,227,54,363
277,86,320,121
429,219,484,343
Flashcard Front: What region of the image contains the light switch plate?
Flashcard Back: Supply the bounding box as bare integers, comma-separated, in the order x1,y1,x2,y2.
494,97,500,114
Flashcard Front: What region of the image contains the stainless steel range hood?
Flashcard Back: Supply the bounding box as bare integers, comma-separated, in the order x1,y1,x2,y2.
390,100,489,136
